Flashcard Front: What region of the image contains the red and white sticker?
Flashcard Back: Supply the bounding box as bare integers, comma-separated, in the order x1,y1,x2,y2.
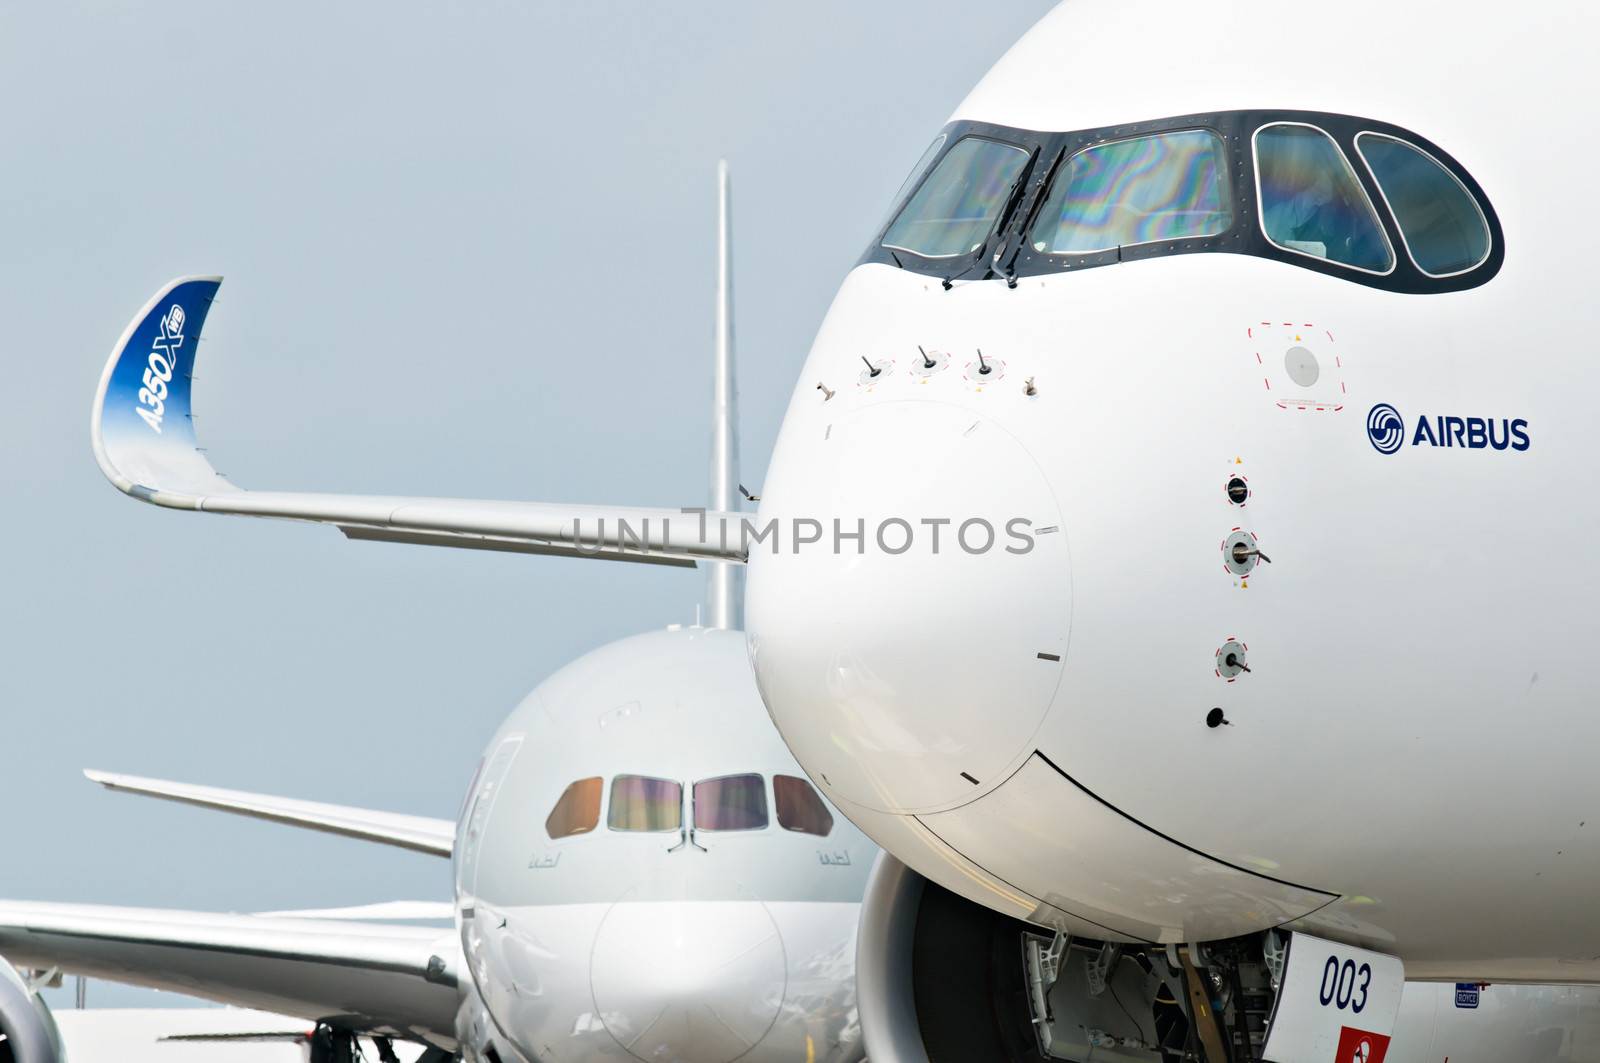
1336,1025,1392,1063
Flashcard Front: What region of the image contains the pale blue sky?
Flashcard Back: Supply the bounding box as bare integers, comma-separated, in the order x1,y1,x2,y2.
0,1,1055,1007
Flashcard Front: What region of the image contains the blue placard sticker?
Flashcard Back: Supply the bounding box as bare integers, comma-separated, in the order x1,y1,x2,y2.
1455,983,1481,1009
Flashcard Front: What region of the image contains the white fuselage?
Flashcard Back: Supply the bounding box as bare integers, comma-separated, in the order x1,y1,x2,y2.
1390,984,1600,1063
452,628,872,1063
745,0,1600,981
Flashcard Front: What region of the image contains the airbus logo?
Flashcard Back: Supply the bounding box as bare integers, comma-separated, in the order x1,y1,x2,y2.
1366,404,1404,455
1367,403,1530,455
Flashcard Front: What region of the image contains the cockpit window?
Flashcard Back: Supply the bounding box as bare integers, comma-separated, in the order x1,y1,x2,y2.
882,137,1030,259
1356,133,1490,277
1254,123,1394,274
545,777,602,839
862,111,1500,293
1031,130,1232,255
692,774,768,832
607,775,682,833
773,775,834,837
879,134,948,232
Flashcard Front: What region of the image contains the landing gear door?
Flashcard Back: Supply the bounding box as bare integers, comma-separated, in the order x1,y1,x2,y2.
1262,933,1405,1063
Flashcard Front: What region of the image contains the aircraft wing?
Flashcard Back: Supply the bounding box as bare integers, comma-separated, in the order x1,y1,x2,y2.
91,276,748,567
85,770,455,858
0,902,460,1050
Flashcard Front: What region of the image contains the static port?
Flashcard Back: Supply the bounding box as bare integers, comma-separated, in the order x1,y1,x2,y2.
1216,640,1249,680
1222,529,1265,576
909,347,950,379
857,358,894,387
1226,477,1249,505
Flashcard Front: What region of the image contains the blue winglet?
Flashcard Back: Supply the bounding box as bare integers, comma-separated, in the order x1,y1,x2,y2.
91,276,232,507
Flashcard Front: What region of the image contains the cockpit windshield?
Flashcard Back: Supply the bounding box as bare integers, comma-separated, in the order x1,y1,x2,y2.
865,110,1499,294
774,775,834,836
1032,130,1232,255
1356,132,1490,276
549,773,835,841
1254,123,1393,273
545,776,602,839
882,137,1030,259
608,775,682,833
693,773,769,831
879,134,948,232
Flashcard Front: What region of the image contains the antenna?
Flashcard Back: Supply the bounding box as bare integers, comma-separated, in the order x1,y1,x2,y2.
707,159,743,631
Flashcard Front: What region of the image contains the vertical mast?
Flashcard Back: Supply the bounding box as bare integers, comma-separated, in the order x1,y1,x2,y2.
708,159,742,630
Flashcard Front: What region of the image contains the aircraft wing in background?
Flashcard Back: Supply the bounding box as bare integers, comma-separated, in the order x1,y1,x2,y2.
91,277,749,568
0,902,460,1052
84,770,455,858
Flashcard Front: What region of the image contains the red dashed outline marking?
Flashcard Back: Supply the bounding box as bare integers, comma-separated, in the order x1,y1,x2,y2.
1219,530,1261,574
1276,400,1345,411
1252,320,1347,412
1215,636,1250,683
1224,473,1249,508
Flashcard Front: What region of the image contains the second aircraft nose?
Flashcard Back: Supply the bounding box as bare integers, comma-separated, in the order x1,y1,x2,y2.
748,400,1071,815
590,898,787,1063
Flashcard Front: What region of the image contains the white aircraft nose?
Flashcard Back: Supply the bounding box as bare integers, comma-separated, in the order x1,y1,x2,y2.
748,400,1070,814
590,899,786,1063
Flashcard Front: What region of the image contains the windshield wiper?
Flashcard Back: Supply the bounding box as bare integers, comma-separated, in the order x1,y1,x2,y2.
996,144,1066,287
940,145,1042,290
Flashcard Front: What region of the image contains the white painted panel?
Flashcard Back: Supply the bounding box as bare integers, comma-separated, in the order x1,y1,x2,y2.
1262,933,1404,1063
919,755,1334,942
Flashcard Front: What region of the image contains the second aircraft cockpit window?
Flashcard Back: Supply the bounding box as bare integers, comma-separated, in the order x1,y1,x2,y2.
607,775,682,833
545,776,603,839
774,774,834,837
868,110,1501,294
694,773,769,832
548,773,835,840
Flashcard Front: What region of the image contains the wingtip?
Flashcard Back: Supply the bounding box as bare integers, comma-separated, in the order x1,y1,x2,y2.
91,275,233,506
